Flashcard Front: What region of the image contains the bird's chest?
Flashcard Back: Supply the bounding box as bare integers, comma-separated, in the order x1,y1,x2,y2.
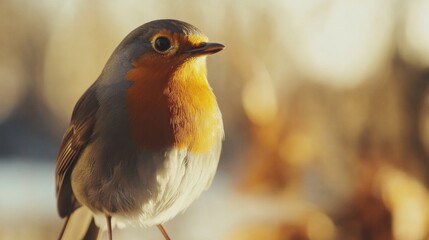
126,77,220,154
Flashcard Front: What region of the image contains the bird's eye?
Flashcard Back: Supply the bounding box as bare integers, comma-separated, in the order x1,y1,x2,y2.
154,37,171,53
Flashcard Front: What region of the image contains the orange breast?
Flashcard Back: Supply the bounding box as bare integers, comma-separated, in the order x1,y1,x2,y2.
126,58,174,151
126,56,220,153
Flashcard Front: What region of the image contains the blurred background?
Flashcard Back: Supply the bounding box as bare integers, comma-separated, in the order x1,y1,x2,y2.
1,0,429,239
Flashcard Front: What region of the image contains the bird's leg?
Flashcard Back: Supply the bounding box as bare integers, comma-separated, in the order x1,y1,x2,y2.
157,224,171,240
106,215,113,240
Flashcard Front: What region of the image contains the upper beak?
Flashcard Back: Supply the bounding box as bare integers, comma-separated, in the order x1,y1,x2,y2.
186,42,225,56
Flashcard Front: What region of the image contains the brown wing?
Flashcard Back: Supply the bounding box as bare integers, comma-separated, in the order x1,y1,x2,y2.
56,84,99,217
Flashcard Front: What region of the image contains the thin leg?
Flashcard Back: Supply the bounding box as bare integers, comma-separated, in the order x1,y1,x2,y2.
106,215,113,240
157,224,171,240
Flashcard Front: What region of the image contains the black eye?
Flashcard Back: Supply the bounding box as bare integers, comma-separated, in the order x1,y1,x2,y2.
154,37,171,52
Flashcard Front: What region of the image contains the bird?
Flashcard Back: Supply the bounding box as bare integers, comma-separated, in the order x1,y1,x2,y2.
55,19,224,240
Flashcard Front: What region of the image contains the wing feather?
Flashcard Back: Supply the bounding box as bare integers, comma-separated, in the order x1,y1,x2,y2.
55,84,99,217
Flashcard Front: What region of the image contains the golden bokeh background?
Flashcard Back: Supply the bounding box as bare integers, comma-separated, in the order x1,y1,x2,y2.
2,0,429,239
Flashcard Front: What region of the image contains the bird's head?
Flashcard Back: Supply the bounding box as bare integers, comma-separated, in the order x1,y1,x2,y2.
109,19,224,84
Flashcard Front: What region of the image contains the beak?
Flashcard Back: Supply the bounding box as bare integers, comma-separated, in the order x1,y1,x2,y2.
186,42,225,56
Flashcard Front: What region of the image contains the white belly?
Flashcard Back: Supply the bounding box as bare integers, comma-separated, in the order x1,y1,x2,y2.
91,146,221,230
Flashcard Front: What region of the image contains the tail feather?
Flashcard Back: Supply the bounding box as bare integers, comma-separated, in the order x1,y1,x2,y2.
58,207,100,240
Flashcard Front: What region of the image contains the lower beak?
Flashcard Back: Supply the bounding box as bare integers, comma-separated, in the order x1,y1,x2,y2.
186,42,225,56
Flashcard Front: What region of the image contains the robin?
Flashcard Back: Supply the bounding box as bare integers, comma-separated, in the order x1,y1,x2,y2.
55,19,224,240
